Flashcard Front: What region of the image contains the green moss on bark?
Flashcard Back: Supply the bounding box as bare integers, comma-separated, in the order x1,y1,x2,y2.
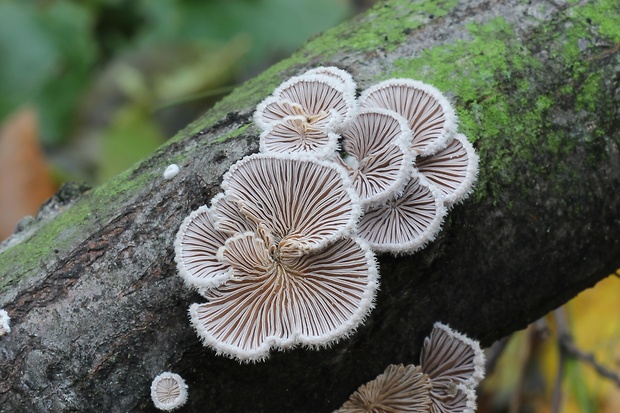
388,0,618,204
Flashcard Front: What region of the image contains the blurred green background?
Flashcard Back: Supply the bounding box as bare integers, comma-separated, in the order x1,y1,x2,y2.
0,0,371,185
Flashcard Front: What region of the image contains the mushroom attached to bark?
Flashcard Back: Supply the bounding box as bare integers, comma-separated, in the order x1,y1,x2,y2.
356,173,446,255
188,153,378,361
254,73,357,133
337,322,484,413
163,164,180,180
336,364,432,413
338,107,413,207
302,66,356,94
191,234,378,361
0,308,10,336
416,133,479,207
359,79,457,156
174,204,232,291
150,372,188,411
421,322,486,413
221,153,362,254
259,115,340,158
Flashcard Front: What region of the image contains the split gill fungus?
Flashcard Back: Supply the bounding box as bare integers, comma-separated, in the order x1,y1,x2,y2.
174,66,479,362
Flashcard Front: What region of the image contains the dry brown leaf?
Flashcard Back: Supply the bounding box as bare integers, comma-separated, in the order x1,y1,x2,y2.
0,108,56,241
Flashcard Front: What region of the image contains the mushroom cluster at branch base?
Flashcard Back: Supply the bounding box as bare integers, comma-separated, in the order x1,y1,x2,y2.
0,308,10,336
335,322,485,413
174,66,479,362
150,372,188,411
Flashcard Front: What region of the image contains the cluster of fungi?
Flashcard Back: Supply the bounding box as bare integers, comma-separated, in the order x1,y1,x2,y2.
338,322,485,413
167,66,482,411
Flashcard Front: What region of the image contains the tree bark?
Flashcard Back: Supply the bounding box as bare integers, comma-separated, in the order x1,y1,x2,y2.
1,0,619,411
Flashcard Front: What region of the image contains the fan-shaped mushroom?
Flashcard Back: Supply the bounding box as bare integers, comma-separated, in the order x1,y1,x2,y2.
254,73,357,133
338,107,413,207
190,234,378,361
421,322,485,413
259,115,340,158
174,204,232,291
359,79,457,157
336,322,484,413
416,133,479,207
356,173,446,255
185,153,378,361
150,372,188,411
336,364,432,413
221,153,362,254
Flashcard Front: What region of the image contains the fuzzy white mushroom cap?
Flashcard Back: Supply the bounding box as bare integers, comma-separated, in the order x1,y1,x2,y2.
339,107,414,207
421,322,486,389
190,234,378,362
0,309,10,336
356,173,447,255
336,364,432,413
221,153,362,254
359,79,457,157
416,133,479,207
336,322,484,413
183,153,380,361
174,204,233,291
302,66,357,99
150,372,188,411
420,322,486,413
259,115,341,158
254,73,357,132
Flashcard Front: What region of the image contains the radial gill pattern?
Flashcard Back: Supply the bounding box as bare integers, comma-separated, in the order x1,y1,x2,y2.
190,233,377,361
336,364,432,413
416,133,479,207
150,372,188,411
340,108,413,207
254,96,305,128
259,115,339,158
420,322,486,390
222,154,361,254
174,205,232,290
360,79,457,156
273,74,356,129
356,174,446,254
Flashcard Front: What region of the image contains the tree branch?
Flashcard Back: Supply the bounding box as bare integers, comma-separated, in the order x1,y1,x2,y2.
1,0,619,412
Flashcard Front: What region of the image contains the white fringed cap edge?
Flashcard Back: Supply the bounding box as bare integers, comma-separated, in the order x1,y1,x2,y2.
359,78,458,157
432,321,486,387
342,107,414,208
150,372,188,411
188,235,379,363
174,205,234,291
221,152,363,253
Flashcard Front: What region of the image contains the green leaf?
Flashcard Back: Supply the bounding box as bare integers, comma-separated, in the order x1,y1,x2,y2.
98,104,164,182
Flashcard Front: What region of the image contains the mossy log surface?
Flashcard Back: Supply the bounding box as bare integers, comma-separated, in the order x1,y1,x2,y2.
1,0,619,411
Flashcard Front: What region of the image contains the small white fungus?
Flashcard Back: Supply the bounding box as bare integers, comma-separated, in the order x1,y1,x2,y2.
163,164,180,180
0,309,11,336
151,372,188,411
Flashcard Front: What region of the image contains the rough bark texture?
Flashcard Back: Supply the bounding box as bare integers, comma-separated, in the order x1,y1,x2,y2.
1,0,619,412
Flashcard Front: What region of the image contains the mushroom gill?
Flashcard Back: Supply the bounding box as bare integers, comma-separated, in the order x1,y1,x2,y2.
416,133,479,207
359,79,457,157
356,174,446,255
190,233,377,361
339,108,413,207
